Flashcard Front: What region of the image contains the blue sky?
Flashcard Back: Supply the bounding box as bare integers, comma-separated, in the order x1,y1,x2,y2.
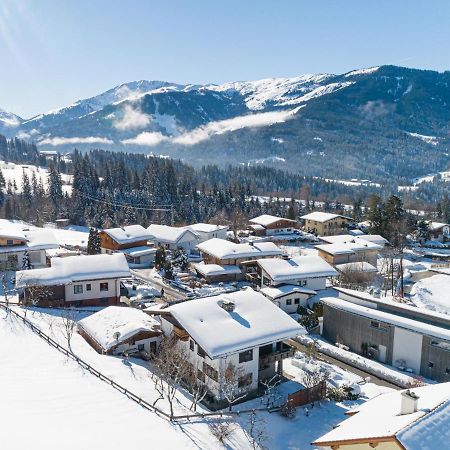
1,0,450,118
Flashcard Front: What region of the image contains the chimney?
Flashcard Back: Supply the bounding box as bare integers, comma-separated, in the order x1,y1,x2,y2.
400,389,420,415
221,300,235,312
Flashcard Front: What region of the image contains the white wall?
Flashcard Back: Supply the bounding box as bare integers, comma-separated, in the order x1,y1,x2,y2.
392,327,423,374
271,292,310,314
65,278,121,303
115,335,159,355
196,229,228,243
266,227,294,236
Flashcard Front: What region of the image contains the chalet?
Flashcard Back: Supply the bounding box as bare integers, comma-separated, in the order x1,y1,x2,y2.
15,253,130,307
300,212,353,236
159,288,305,407
147,224,199,254
99,225,156,268
321,233,389,248
259,285,317,314
321,289,450,382
186,223,228,243
428,222,450,243
316,237,382,266
313,383,450,450
196,238,282,282
78,306,161,357
0,227,58,270
248,214,297,237
257,254,337,289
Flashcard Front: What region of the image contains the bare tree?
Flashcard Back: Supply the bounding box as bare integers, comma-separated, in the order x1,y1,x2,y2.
246,410,269,450
208,418,236,444
61,307,77,352
151,333,190,419
219,362,248,411
21,284,52,317
260,374,282,408
1,273,10,317
185,363,209,411
301,366,329,390
231,209,248,242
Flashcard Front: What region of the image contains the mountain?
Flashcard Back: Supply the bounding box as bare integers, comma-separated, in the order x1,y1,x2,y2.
3,66,450,182
0,108,22,135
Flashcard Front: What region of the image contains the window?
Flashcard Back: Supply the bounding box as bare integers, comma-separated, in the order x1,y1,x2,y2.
6,239,13,246
197,345,206,358
197,370,205,382
73,284,83,294
300,280,307,287
239,349,253,363
99,282,109,292
138,344,145,351
370,321,380,329
86,284,91,291
189,339,195,351
238,373,253,388
286,299,292,306
294,298,300,305
203,362,218,382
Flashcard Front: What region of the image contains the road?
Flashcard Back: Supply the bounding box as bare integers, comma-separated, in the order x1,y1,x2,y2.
288,339,401,390
131,269,186,302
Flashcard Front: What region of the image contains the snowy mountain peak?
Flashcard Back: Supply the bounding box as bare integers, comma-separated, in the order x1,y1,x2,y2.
0,108,22,128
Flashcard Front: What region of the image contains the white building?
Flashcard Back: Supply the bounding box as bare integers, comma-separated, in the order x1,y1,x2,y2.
159,288,304,405
260,285,317,313
0,226,59,270
15,253,130,307
249,214,297,237
186,223,228,243
78,306,161,356
313,383,450,450
257,254,338,290
147,224,199,254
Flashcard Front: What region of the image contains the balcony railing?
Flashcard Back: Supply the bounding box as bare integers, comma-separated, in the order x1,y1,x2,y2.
259,344,295,365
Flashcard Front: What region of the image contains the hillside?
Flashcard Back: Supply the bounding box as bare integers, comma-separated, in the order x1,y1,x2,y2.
2,66,450,182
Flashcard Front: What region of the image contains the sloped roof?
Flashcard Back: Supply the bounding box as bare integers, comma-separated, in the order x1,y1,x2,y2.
78,306,160,351
257,254,338,282
102,225,153,245
187,223,228,233
193,263,241,277
313,383,450,447
301,211,351,223
197,238,282,260
16,253,130,287
147,224,198,244
260,284,317,300
250,214,296,227
168,288,305,358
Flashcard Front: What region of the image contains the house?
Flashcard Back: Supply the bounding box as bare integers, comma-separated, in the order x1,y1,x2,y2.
428,222,450,243
158,288,305,407
78,306,161,357
321,289,450,382
147,224,199,254
0,227,59,270
248,214,298,237
321,233,389,248
300,212,353,236
257,254,338,290
313,383,450,449
196,238,283,282
316,237,382,266
15,253,130,307
260,285,317,313
186,223,228,242
99,225,156,268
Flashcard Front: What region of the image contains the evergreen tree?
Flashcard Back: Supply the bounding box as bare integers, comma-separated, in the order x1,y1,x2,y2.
155,245,166,268
21,171,32,206
22,251,32,270
87,228,101,254
0,168,5,208
48,165,63,205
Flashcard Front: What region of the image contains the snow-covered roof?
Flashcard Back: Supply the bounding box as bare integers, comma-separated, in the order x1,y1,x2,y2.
313,383,450,447
301,212,350,223
78,306,160,351
0,227,27,242
316,238,382,255
102,225,153,245
197,238,282,260
147,224,198,244
335,261,378,273
260,284,317,300
16,253,130,287
0,228,59,254
118,246,156,258
249,214,296,227
320,234,388,246
193,263,241,277
322,297,450,341
257,255,338,282
429,221,449,231
187,223,228,233
168,288,305,358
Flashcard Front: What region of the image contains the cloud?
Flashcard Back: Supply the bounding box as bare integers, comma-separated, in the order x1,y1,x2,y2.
113,104,151,130
121,107,301,147
38,136,114,146
359,100,395,120
121,131,168,146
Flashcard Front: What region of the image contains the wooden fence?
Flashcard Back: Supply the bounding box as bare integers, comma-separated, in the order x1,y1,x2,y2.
0,304,278,421
287,381,327,408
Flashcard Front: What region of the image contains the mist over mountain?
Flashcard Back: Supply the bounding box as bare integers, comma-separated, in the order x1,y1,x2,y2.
2,65,450,183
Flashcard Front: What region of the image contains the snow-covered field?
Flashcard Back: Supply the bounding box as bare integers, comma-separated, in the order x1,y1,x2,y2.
0,161,73,195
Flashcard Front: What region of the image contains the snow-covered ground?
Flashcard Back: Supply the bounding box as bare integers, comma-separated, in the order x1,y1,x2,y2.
0,161,73,195
410,274,450,315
